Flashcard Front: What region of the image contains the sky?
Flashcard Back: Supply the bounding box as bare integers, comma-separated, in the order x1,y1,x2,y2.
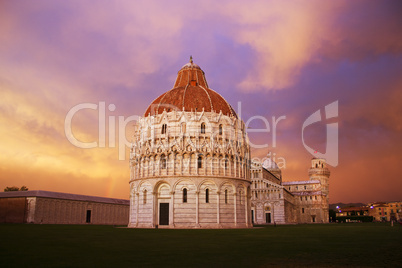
0,0,401,203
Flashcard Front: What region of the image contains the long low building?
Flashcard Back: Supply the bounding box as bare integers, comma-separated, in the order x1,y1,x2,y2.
0,190,129,225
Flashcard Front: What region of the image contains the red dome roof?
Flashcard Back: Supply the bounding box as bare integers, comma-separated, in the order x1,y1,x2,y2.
144,58,237,118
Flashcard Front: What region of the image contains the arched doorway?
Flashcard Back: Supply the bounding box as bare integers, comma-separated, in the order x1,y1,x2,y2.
265,205,271,223
156,183,171,226
159,203,169,225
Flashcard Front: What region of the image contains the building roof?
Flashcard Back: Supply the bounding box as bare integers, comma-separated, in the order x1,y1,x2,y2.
0,190,129,205
262,158,279,170
144,57,237,118
282,180,321,186
291,191,322,196
369,201,402,206
337,206,369,212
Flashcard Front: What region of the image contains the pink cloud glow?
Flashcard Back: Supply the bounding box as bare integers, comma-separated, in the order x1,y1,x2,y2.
0,0,401,203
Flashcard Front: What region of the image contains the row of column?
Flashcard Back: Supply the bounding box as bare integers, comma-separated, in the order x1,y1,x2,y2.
132,154,248,180
131,191,249,227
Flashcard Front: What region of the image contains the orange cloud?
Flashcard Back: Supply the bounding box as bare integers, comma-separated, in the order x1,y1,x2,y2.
0,0,401,204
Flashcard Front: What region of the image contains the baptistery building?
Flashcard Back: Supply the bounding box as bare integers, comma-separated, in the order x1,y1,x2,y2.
129,58,252,228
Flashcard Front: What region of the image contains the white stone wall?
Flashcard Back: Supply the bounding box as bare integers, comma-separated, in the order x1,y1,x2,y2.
129,110,252,228
250,165,289,224
250,158,330,224
293,192,328,223
31,197,129,225
129,177,251,228
130,111,250,182
26,197,36,223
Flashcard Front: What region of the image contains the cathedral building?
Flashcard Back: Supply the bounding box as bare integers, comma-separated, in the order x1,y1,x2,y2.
128,58,330,228
251,158,330,225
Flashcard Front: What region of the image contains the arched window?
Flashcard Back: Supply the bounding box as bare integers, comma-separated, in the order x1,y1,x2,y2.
143,190,147,204
183,188,187,203
181,123,186,133
198,156,203,169
315,163,318,168
219,124,223,135
224,159,228,170
206,188,209,203
161,124,167,134
225,189,228,204
201,123,206,134
239,191,243,205
161,155,167,169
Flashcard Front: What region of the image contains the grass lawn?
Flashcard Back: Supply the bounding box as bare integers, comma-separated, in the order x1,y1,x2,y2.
0,223,401,267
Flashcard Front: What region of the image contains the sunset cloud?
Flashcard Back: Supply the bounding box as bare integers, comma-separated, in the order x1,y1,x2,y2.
0,1,401,202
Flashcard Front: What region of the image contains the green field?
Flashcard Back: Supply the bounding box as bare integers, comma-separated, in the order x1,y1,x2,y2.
0,223,401,267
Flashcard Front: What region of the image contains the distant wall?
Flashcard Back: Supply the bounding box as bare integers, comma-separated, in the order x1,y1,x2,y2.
0,197,27,223
33,197,129,225
0,196,129,225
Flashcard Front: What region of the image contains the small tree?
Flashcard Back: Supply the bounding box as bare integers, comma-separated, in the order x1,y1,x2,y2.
4,186,19,192
4,186,29,192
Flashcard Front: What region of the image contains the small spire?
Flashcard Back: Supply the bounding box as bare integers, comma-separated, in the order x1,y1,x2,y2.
190,55,193,64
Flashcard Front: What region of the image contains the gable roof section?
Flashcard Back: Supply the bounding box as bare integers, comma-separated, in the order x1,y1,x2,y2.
0,190,129,205
282,180,320,186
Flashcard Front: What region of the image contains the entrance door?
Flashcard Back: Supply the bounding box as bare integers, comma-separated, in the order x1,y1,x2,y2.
265,213,271,223
159,203,169,225
86,210,91,223
251,210,254,224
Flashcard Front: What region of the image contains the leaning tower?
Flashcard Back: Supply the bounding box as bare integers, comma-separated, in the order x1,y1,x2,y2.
309,158,330,221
